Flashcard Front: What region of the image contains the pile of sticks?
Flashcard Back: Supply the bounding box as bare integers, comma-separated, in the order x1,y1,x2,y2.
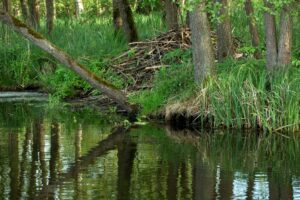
111,28,191,91
110,28,239,91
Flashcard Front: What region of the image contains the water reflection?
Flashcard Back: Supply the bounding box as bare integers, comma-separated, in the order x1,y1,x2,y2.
0,103,300,199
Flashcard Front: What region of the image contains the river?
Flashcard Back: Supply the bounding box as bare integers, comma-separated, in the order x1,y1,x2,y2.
0,102,300,199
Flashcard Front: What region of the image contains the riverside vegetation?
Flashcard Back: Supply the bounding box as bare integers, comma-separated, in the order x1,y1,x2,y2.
1,1,300,132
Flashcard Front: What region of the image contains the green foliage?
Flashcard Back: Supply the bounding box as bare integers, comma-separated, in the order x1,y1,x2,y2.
0,13,164,99
130,62,195,115
196,59,300,132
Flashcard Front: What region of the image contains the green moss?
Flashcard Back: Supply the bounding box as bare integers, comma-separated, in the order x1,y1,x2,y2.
11,16,44,40
27,28,44,40
11,16,27,28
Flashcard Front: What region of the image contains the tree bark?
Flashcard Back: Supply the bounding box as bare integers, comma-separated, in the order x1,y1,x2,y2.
216,0,234,61
277,5,292,67
28,0,40,29
0,11,138,115
2,0,11,13
244,0,261,59
189,2,215,85
113,0,122,33
165,0,179,30
75,0,84,18
45,0,54,34
19,0,28,22
264,0,277,71
116,0,138,42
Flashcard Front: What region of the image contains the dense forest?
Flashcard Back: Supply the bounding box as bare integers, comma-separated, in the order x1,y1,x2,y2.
0,0,300,131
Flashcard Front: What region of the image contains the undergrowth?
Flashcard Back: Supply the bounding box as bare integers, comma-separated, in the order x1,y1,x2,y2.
132,54,300,132
0,13,164,99
130,49,195,115
199,59,300,132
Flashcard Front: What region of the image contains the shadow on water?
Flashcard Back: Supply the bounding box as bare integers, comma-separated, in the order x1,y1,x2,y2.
1,102,300,199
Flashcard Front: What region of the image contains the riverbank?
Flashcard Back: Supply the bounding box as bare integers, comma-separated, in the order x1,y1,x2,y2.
131,58,300,133
1,15,300,133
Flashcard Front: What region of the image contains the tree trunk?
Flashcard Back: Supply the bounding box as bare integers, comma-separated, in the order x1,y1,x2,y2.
277,5,292,67
19,0,28,22
244,0,261,59
113,0,122,33
2,0,11,13
116,0,138,42
75,0,84,18
45,0,54,34
28,0,40,29
0,11,138,115
264,0,278,71
189,2,215,85
216,0,234,61
165,0,179,30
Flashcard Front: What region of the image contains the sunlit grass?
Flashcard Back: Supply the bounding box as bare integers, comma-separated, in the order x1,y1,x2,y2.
0,13,164,97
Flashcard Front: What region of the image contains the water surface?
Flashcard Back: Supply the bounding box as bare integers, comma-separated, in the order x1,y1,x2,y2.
0,102,300,199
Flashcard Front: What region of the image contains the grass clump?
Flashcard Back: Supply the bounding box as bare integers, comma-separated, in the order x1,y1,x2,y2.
196,59,300,132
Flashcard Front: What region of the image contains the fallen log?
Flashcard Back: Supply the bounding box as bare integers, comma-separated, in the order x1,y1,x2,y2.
0,11,138,116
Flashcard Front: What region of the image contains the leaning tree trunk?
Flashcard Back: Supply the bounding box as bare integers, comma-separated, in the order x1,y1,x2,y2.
45,0,54,34
244,0,261,59
113,0,122,33
0,11,138,116
116,0,138,42
19,0,28,22
277,5,292,67
264,0,278,71
189,1,215,85
75,0,84,18
28,0,40,29
165,0,179,30
2,0,11,13
216,0,234,61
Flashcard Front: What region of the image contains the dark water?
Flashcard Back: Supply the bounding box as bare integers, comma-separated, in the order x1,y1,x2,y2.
0,102,300,199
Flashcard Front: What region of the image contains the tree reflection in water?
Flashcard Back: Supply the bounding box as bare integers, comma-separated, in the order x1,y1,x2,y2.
0,103,300,199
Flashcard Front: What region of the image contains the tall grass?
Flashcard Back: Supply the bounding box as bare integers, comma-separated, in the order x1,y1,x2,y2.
132,56,300,132
197,59,300,132
0,13,164,97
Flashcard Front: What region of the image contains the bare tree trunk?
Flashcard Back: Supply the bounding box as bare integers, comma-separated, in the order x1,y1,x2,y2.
189,2,215,85
277,5,292,67
113,0,122,33
264,0,277,71
74,0,84,18
0,12,138,115
216,0,234,61
244,0,261,59
45,0,54,34
2,0,11,13
116,0,138,42
165,0,179,30
28,0,40,29
19,0,28,22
